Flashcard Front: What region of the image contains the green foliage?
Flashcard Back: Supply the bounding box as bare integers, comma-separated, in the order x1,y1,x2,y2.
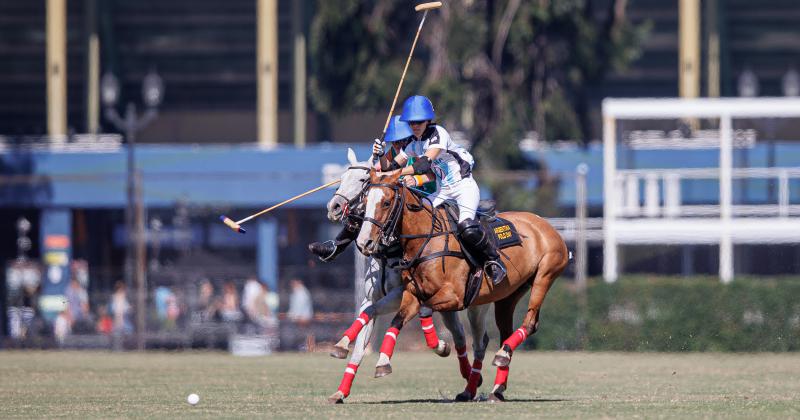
309,1,650,212
529,276,800,352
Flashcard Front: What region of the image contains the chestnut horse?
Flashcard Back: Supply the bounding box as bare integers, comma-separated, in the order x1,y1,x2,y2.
356,170,569,401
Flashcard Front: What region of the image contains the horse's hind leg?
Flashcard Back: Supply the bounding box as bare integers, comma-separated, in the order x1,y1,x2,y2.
492,251,567,371
488,285,530,402
455,305,490,401
375,289,421,378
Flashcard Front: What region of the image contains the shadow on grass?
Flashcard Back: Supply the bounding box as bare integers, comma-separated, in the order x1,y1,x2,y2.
358,398,567,405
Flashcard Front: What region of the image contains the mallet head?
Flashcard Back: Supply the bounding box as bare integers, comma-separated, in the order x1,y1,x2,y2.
415,1,442,12
219,215,246,234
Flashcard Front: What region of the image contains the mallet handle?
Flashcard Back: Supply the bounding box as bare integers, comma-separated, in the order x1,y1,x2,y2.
236,179,341,225
380,9,430,141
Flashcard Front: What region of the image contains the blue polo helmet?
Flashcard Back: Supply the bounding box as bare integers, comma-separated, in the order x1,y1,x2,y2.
399,95,435,122
385,116,413,142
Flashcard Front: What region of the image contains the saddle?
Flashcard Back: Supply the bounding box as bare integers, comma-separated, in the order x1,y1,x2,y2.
441,199,522,307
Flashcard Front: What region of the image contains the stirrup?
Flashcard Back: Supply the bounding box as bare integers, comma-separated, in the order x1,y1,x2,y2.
310,240,337,262
485,260,507,285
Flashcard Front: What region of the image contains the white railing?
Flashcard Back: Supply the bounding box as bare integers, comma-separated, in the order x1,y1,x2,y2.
615,167,800,218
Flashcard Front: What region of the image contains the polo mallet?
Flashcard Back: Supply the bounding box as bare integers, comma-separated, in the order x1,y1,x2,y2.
220,179,341,234
372,1,443,162
221,2,442,234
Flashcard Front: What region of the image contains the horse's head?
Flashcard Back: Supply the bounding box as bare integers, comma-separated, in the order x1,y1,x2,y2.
327,148,372,222
356,169,404,255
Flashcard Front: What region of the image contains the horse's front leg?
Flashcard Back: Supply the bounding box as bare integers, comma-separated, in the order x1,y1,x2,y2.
332,257,399,358
374,289,420,378
331,285,403,358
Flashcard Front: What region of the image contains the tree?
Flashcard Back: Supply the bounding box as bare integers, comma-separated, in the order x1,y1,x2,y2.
309,0,650,210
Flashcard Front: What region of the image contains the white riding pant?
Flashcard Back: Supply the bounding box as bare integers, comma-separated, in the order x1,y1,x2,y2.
428,176,480,222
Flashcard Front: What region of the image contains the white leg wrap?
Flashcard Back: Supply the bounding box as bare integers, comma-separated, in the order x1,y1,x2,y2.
335,336,351,349
376,352,391,367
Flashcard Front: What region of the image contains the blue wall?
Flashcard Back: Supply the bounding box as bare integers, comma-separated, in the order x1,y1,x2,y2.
2,142,799,210
0,144,374,208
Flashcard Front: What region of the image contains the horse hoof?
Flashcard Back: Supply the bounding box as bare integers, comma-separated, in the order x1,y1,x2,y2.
374,364,392,378
435,340,451,358
330,345,349,359
488,392,506,403
492,354,511,367
492,347,511,366
327,391,345,404
454,390,474,402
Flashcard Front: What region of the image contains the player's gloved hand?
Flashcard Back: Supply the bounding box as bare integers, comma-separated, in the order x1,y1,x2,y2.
403,176,418,187
372,138,385,157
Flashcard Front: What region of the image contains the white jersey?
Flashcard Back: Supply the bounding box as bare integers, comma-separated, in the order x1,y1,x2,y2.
403,124,474,188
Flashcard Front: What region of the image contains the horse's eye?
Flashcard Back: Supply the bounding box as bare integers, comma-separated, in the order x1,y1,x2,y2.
382,201,391,208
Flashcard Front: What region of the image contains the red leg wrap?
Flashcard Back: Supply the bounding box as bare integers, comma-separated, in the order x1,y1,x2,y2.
494,365,509,388
456,345,470,379
337,363,359,397
379,327,401,358
502,327,528,351
419,316,439,349
343,312,370,342
465,360,483,396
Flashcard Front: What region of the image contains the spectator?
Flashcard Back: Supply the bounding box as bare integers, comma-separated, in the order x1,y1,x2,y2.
155,286,180,330
195,279,219,322
96,304,113,335
287,278,313,326
219,280,242,323
53,308,71,345
241,276,262,323
64,278,90,326
109,281,133,334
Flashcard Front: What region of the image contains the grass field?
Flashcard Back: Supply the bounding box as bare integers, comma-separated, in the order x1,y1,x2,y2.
1,351,799,419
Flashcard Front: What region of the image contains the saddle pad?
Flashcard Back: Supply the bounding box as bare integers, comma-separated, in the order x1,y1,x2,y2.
485,217,522,249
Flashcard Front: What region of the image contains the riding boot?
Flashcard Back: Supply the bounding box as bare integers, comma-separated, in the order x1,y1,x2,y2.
309,223,358,262
457,219,507,285
308,240,339,261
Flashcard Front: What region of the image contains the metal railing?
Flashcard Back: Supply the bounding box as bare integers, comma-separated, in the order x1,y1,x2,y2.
615,167,800,218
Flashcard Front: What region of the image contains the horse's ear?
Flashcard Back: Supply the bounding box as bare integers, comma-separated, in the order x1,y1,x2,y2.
347,147,358,165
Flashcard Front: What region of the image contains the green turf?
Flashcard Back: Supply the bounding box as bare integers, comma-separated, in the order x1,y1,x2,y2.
1,351,798,419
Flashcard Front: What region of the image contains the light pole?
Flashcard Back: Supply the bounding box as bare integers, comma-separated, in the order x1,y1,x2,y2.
101,69,163,350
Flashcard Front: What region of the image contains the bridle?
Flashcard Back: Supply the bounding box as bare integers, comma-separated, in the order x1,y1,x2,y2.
362,181,406,246
333,165,372,220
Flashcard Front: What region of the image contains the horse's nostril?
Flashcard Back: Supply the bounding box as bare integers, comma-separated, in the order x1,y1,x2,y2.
334,203,341,210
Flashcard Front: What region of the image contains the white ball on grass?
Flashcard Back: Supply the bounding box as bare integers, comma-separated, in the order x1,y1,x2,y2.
187,393,200,405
